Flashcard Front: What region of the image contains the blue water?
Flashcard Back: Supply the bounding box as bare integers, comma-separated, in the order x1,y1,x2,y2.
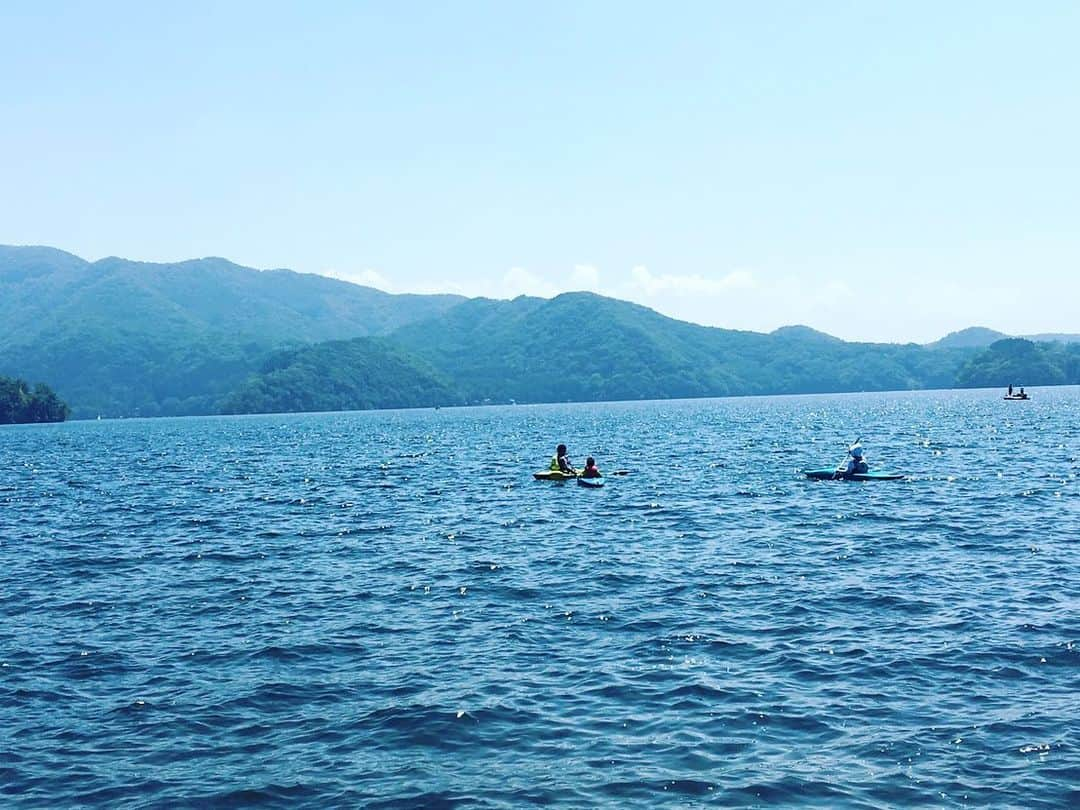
2,388,1078,808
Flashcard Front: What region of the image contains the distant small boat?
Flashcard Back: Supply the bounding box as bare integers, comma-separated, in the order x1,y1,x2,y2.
1003,391,1030,401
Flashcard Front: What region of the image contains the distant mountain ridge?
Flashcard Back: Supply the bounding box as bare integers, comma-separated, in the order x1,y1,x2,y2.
385,291,969,403
0,245,463,347
769,325,844,343
0,245,463,417
220,338,460,415
926,327,1011,350
1026,332,1080,344
927,326,1080,350
0,245,1076,417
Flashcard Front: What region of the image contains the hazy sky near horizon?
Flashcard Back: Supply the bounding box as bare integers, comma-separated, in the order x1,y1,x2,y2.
3,1,1078,343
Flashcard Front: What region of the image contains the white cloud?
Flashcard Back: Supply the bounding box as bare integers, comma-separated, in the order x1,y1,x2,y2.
410,279,476,296
501,266,559,298
307,260,1038,341
570,263,601,292
320,267,395,292
315,261,773,325
356,269,394,291
628,265,757,297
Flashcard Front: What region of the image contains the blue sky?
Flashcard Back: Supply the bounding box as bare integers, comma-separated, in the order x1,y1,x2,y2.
2,1,1078,342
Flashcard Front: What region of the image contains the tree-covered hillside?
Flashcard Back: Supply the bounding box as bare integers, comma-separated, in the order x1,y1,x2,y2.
0,376,69,424
956,339,1080,387
388,292,973,402
926,327,1080,350
221,338,460,414
927,327,1010,350
1,245,1074,419
0,246,463,418
0,246,463,347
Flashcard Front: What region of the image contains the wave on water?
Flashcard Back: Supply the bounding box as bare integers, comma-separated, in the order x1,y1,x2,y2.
1,389,1077,807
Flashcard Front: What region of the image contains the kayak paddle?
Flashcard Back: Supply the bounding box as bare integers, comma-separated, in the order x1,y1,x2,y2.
833,437,860,479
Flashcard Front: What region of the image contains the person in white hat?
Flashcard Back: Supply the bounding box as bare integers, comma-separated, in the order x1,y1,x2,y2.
842,443,870,477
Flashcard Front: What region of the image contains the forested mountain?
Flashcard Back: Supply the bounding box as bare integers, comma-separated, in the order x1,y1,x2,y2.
0,246,462,345
926,326,1080,350
388,292,970,402
0,246,462,417
1025,333,1080,344
956,339,1080,388
927,327,1010,350
0,245,1075,418
221,338,460,414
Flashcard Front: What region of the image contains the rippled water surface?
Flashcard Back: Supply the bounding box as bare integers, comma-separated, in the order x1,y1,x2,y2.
2,388,1079,808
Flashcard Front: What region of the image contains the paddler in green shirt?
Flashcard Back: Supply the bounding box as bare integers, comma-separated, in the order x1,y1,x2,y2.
550,444,577,475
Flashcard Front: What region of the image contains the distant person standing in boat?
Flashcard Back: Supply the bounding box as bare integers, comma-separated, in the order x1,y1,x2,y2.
550,444,577,475
1008,384,1014,396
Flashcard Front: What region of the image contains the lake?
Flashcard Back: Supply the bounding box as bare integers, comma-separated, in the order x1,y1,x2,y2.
2,388,1078,807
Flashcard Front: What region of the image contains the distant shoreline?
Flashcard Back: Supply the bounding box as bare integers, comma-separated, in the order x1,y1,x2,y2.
38,383,1070,423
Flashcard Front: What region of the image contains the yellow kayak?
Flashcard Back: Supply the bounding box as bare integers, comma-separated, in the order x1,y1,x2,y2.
533,470,579,481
